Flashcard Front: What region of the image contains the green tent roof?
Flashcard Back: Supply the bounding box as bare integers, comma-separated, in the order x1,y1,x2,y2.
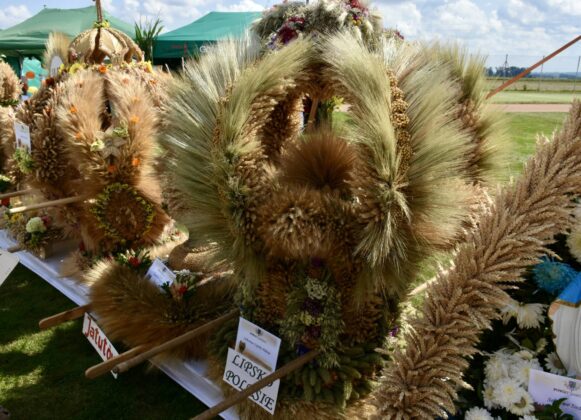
154,11,261,59
0,6,135,58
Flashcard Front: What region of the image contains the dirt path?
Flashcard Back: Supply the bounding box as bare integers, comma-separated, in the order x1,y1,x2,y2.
491,103,571,113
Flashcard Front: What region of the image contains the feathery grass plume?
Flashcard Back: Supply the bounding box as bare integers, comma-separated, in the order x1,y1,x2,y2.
322,32,473,297
0,61,20,106
374,101,581,419
42,32,71,70
161,35,313,275
428,44,510,183
88,259,235,360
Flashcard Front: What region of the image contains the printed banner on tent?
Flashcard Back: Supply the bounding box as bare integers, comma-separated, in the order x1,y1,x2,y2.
82,313,119,378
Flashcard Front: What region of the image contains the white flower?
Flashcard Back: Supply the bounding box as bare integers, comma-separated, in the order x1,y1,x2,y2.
501,298,519,324
515,303,546,329
493,378,523,407
514,349,535,361
545,352,566,375
464,407,495,420
509,358,542,386
520,416,537,420
509,390,534,416
25,216,47,234
482,385,497,410
484,355,510,383
567,227,581,264
536,338,547,353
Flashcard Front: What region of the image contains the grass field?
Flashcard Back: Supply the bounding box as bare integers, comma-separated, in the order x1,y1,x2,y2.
491,91,578,104
0,266,205,419
0,111,569,419
486,77,580,92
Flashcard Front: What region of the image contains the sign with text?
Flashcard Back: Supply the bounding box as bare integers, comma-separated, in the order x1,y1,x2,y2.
145,258,175,288
0,250,19,287
223,318,281,414
82,313,119,378
529,370,581,417
13,121,32,152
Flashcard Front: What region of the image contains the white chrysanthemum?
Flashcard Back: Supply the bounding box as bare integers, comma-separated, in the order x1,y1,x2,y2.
545,352,566,375
493,378,523,407
520,416,537,420
464,407,495,420
515,303,546,329
536,338,547,353
514,349,535,361
567,227,581,264
25,216,47,234
508,390,534,416
484,355,510,383
501,298,519,324
509,358,542,386
482,385,497,410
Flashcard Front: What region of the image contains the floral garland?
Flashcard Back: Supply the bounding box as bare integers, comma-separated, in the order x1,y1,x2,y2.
89,183,155,245
12,147,34,175
3,212,63,254
279,267,344,368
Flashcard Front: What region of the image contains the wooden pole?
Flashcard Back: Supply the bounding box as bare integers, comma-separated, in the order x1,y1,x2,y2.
113,309,239,374
86,345,149,379
409,276,437,296
8,195,86,215
487,35,581,99
39,304,91,330
0,189,35,200
307,96,319,127
192,349,320,420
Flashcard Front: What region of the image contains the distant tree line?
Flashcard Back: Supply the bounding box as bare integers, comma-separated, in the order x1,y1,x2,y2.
485,66,531,78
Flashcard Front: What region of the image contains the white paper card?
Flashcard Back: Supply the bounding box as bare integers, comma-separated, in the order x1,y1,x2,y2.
529,369,581,416
223,348,280,414
0,249,19,287
145,258,175,288
13,121,32,152
49,56,63,77
235,317,281,370
82,313,119,378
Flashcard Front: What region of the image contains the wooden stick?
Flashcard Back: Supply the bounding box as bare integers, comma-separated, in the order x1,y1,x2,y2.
409,276,437,296
86,344,149,379
0,189,35,200
39,304,91,330
114,309,239,374
6,245,23,253
192,349,320,420
8,195,86,215
486,35,581,99
307,96,319,127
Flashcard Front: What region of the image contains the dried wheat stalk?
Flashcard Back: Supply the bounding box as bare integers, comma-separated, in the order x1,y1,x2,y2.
373,101,581,419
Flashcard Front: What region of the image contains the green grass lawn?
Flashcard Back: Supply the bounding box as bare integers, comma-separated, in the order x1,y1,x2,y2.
0,265,207,419
491,91,578,104
0,111,569,419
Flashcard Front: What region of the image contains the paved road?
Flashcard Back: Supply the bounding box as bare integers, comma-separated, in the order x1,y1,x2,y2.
490,103,572,113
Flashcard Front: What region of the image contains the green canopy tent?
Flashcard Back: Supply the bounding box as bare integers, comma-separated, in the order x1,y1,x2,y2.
153,11,261,64
0,6,135,74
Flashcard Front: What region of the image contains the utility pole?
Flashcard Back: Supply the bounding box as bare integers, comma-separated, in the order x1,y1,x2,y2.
574,56,580,96
503,54,509,78
537,55,544,91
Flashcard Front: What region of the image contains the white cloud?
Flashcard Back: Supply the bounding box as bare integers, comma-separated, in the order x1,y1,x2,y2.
433,0,501,35
376,2,422,36
217,0,264,12
0,5,32,28
506,0,544,24
546,0,581,16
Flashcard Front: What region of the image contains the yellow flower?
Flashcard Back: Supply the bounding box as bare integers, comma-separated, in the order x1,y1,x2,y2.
69,105,78,114
145,61,153,73
69,62,84,75
130,115,140,124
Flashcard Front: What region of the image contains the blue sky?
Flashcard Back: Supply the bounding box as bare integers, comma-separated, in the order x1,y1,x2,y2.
1,0,579,71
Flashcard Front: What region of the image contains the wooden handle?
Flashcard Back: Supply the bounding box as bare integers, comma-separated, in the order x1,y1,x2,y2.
409,276,436,296
307,96,319,127
8,195,87,215
0,189,35,200
192,349,320,420
39,304,91,330
86,345,149,379
113,309,239,374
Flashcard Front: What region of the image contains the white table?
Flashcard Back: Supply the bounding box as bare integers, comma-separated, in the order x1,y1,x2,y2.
0,229,238,420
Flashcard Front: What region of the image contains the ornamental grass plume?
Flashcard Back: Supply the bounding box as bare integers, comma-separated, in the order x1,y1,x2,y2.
373,100,581,419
